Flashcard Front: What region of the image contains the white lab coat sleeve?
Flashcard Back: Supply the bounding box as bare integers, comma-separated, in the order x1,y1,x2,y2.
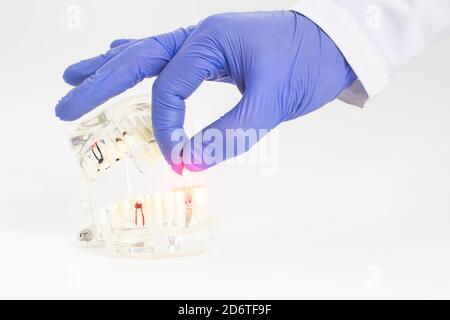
291,0,450,107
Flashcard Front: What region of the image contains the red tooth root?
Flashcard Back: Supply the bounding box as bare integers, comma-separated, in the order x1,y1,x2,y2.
134,202,145,226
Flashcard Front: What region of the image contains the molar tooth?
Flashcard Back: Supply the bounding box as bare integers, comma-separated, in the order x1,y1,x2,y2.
121,118,145,145
105,134,125,161
114,136,129,153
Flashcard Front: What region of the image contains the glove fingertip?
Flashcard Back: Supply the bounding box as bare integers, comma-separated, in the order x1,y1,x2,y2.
63,66,83,86
110,39,132,49
171,162,184,176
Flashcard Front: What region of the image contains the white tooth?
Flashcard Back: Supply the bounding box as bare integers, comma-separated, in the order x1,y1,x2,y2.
81,155,99,180
108,202,121,227
132,146,153,168
121,131,136,147
152,192,163,226
131,117,149,140
144,195,153,226
122,118,146,145
104,135,124,162
184,188,194,227
139,142,160,165
96,142,116,164
143,116,155,137
174,190,185,227
193,187,207,222
118,200,132,226
135,116,153,141
143,141,161,164
162,191,174,227
133,196,145,227
86,141,111,174
114,138,129,153
98,159,111,172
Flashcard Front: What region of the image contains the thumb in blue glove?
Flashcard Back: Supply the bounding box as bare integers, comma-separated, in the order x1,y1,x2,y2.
55,11,357,174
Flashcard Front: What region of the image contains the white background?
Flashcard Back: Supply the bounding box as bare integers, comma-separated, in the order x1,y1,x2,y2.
1,0,450,299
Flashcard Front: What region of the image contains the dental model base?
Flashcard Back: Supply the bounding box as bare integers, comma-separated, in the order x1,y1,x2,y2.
69,96,217,258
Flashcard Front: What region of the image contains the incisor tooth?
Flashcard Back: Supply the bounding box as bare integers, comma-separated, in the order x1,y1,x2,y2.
184,189,194,226
174,191,185,227
193,187,207,222
108,202,121,227
162,192,174,227
118,200,132,226
144,195,153,226
152,192,163,225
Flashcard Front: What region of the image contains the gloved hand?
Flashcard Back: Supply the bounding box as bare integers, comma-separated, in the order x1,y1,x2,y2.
55,11,356,174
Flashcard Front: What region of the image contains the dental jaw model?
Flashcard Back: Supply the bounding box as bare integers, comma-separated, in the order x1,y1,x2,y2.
69,96,217,258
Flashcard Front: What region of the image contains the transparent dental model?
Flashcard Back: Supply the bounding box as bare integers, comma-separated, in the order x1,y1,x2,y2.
69,96,217,258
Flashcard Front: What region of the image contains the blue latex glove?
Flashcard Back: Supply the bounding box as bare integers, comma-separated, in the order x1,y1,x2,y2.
56,11,356,174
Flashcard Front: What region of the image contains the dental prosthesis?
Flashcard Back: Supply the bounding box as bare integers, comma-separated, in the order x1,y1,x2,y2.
69,96,217,258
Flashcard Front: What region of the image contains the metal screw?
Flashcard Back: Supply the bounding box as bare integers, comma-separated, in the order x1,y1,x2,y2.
77,228,93,242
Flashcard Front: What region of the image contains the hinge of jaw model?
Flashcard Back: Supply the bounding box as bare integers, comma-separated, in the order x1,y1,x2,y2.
68,96,217,258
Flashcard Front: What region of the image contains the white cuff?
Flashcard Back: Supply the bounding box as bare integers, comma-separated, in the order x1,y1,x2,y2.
291,0,390,107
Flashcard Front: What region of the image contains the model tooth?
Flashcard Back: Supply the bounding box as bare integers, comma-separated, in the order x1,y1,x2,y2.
140,142,160,164
143,195,153,226
147,141,161,162
174,190,185,227
142,115,154,138
132,146,153,168
118,200,132,226
105,134,125,161
125,117,146,138
121,131,136,146
108,201,121,227
81,155,99,180
152,192,163,225
184,188,194,227
135,116,153,141
193,187,207,222
162,191,174,227
114,137,129,153
133,196,145,227
98,159,111,172
121,118,146,145
106,145,122,163
132,117,149,140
